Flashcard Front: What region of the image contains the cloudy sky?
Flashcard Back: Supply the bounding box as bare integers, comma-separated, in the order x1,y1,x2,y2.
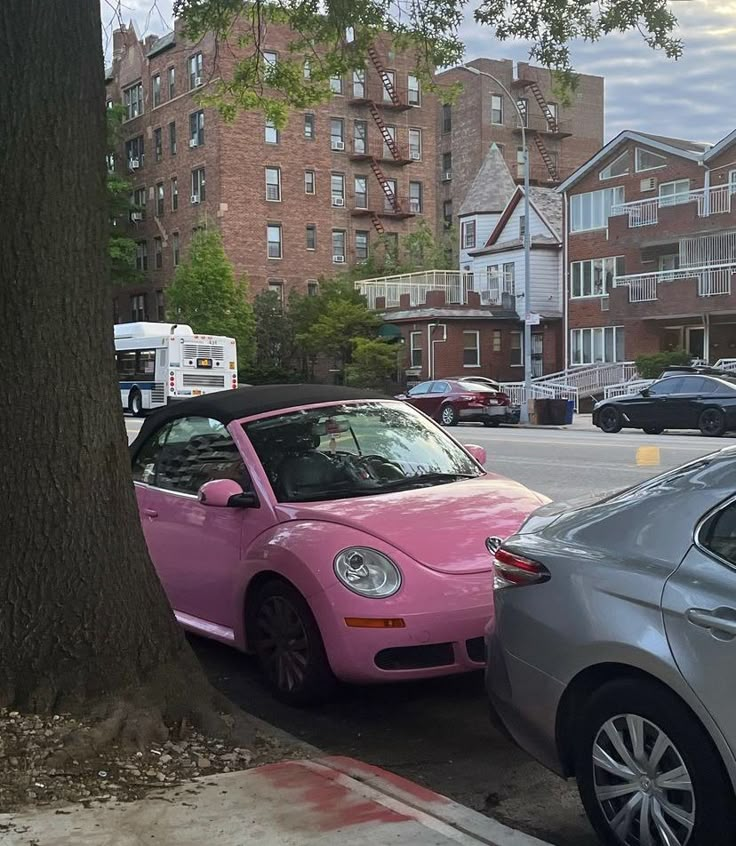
102,0,736,143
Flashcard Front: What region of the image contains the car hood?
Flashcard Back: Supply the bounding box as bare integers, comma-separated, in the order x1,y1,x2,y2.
276,476,548,574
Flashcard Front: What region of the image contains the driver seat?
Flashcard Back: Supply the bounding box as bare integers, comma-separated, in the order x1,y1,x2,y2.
279,450,343,500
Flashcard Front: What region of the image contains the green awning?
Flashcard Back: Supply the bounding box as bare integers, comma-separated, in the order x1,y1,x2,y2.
378,324,403,340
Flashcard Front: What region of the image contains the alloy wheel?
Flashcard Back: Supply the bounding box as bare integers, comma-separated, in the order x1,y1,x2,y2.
700,409,723,436
255,595,310,693
592,713,695,846
441,405,455,425
600,407,621,433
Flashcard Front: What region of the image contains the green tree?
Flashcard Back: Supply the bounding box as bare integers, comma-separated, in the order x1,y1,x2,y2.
345,338,401,389
166,227,256,366
107,104,139,284
241,290,300,383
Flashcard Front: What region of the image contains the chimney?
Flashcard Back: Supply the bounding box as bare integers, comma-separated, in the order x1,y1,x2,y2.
144,34,159,53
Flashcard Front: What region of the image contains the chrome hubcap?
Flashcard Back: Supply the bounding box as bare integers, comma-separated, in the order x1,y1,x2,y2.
592,714,695,846
442,407,453,423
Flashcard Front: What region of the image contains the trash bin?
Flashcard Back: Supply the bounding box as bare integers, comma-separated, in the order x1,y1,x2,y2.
529,398,551,425
547,399,568,425
565,399,575,425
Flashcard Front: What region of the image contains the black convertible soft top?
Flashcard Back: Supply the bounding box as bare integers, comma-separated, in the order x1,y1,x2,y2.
131,384,389,451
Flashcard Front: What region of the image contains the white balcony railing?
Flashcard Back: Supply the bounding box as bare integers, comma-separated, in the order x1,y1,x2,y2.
355,270,518,310
614,262,736,302
611,185,733,228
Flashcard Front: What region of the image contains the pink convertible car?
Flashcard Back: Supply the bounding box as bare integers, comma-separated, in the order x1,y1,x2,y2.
130,385,547,703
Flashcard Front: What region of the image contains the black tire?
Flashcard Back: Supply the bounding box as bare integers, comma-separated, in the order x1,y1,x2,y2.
574,677,736,846
699,407,727,438
440,404,459,426
643,427,664,435
250,579,336,706
598,406,623,434
128,389,145,417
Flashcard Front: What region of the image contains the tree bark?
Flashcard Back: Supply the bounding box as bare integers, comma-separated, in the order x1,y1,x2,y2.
0,1,231,740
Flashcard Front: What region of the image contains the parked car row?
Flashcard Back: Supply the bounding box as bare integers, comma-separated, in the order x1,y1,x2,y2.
397,378,518,426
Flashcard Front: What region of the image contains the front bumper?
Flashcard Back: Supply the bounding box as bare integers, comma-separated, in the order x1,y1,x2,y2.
311,570,493,684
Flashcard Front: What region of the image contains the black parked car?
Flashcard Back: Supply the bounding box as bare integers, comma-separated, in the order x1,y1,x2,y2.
594,369,736,437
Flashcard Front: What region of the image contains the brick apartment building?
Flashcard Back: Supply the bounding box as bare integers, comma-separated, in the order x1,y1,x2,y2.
560,130,736,368
106,21,438,323
435,59,604,231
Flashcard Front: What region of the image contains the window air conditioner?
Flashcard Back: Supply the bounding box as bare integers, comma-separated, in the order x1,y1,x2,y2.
333,255,346,263
130,212,143,222
332,141,345,151
442,171,452,181
191,194,200,204
332,197,345,207
129,159,140,170
195,76,203,87
189,139,198,148
640,177,657,192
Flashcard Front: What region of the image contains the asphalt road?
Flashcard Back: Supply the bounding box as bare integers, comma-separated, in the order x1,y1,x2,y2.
124,414,727,845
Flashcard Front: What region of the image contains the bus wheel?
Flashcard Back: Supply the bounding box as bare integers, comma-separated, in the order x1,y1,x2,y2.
129,389,145,417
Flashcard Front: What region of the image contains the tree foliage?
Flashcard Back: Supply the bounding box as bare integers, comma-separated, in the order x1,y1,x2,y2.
345,338,400,389
107,105,139,285
166,227,256,365
635,349,692,379
174,0,681,121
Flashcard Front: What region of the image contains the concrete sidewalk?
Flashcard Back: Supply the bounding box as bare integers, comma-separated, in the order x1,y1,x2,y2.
2,756,552,846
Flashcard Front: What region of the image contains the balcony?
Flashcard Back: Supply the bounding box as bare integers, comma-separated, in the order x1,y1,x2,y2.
348,83,412,111
512,114,572,137
355,270,516,310
613,262,736,303
611,185,733,229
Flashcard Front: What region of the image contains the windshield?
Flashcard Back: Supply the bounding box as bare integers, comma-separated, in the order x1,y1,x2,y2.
243,401,482,503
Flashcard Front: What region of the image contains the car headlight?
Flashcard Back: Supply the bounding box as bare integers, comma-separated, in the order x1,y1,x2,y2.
333,547,402,598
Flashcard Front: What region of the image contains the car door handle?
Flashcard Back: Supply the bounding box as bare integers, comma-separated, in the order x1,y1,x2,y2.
686,608,736,637
142,508,159,518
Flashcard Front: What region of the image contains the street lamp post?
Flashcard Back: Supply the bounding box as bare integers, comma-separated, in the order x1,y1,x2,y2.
462,66,532,423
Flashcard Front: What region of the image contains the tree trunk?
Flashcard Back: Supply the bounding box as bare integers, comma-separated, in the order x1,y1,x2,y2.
0,1,231,742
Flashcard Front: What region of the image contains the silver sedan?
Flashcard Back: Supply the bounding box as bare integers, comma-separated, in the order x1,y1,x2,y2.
486,446,736,846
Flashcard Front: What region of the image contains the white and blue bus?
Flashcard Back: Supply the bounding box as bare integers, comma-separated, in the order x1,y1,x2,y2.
114,322,238,415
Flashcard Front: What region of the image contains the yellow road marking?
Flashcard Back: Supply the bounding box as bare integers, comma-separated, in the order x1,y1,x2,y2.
636,446,661,466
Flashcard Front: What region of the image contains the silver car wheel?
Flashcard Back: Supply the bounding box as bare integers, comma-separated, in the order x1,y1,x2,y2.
593,714,695,846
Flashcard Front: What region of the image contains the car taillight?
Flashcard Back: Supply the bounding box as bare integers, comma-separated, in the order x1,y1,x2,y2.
497,392,510,407
493,548,549,590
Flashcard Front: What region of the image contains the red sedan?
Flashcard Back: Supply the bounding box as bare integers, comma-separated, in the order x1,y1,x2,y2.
398,379,513,427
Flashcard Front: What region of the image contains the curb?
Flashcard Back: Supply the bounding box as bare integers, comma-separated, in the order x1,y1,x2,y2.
317,756,554,846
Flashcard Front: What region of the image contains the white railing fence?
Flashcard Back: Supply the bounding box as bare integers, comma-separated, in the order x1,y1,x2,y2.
611,185,734,228
501,381,580,411
604,379,654,399
356,271,474,309
614,263,736,302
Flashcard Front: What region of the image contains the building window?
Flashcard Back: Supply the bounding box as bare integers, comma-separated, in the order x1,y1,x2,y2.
408,74,420,106
331,173,345,206
462,219,476,249
189,53,203,89
442,151,452,178
307,280,319,296
125,136,144,168
729,169,736,193
268,278,284,304
330,118,345,150
156,289,165,320
571,256,624,298
330,75,343,94
570,187,625,233
443,200,453,229
410,332,422,368
156,182,165,216
263,50,278,69
519,215,526,239
385,232,399,262
409,181,423,214
172,232,180,266
352,69,365,98
659,179,691,207
131,294,146,321
599,152,629,180
571,326,625,365
154,236,163,269
463,331,480,367
154,127,162,161
189,110,204,147
123,82,144,120
132,186,146,219
491,94,503,124
171,177,178,211
635,147,667,172
384,178,397,212
304,113,315,139
152,74,161,108
492,330,502,353
267,224,282,259
169,121,177,155
135,241,148,272
382,69,396,102
304,170,315,195
306,224,317,250
659,254,680,273
355,230,369,261
265,167,281,201
265,119,279,144
167,66,176,99
191,167,205,203
382,125,396,159
354,175,367,209
409,128,422,160
516,98,528,127
303,59,311,79
442,104,452,133
354,120,368,155
510,331,523,366
332,229,346,262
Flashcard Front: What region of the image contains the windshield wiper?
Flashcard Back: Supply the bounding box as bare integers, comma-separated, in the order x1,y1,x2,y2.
379,472,478,490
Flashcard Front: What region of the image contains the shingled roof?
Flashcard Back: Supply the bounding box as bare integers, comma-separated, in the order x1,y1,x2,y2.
458,143,517,217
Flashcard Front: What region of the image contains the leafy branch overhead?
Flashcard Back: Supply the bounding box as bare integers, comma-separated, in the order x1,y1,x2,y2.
174,0,681,121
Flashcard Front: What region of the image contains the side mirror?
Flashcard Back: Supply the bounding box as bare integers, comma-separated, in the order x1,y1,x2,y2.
464,444,487,466
395,393,407,400
640,388,650,397
198,479,258,508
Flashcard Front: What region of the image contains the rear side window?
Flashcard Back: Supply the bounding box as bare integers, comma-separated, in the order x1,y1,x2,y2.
408,382,430,396
430,381,449,393
714,380,736,396
678,376,707,393
700,500,736,566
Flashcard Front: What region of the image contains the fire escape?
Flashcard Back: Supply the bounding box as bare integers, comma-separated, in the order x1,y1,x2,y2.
512,77,571,183
349,46,415,235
